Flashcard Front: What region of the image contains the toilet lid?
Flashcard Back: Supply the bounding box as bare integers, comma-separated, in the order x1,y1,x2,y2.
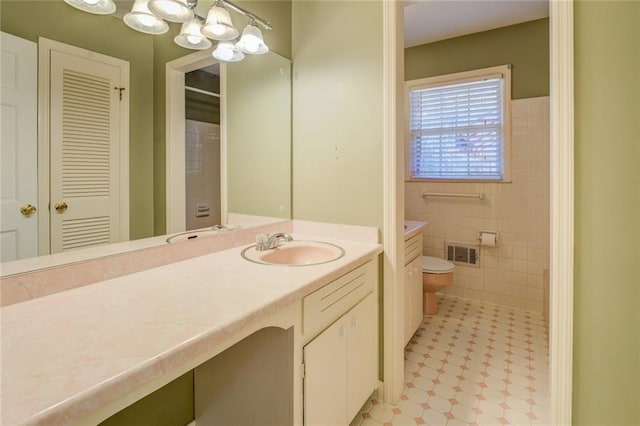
422,256,455,274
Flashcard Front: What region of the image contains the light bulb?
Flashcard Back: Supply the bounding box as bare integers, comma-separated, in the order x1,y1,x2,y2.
137,13,157,27
148,0,193,23
124,0,169,35
162,2,181,15
212,41,244,62
174,18,212,50
218,48,233,61
187,35,201,44
235,24,268,55
243,35,259,53
201,5,238,41
209,25,226,36
64,0,116,15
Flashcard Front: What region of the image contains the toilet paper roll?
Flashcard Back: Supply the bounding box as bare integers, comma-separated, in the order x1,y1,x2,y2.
480,232,497,247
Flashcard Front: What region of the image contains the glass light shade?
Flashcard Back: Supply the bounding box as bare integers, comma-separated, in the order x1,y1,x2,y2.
148,0,193,23
64,0,116,15
235,24,268,55
212,41,245,63
124,0,169,35
174,19,212,50
201,5,239,41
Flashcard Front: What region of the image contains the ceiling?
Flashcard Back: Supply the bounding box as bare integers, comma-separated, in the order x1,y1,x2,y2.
404,0,549,48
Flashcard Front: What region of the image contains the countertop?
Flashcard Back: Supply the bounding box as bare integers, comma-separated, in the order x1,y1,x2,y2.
404,220,428,240
0,234,382,425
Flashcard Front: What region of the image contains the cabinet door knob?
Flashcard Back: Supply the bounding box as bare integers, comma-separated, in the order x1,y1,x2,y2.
54,201,68,213
20,204,37,217
351,317,359,327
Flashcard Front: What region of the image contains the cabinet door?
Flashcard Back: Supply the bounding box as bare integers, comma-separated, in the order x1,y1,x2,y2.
347,294,377,420
303,317,348,426
403,262,413,346
409,256,424,337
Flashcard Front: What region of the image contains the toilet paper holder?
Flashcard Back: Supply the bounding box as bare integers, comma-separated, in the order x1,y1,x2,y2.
477,231,499,246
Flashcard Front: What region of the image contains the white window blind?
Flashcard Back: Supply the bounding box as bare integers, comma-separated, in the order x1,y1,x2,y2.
409,74,506,180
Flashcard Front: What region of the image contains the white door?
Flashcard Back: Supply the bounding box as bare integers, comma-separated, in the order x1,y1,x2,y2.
0,32,38,262
48,48,126,253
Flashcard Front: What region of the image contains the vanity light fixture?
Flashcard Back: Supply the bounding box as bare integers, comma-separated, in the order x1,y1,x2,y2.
65,0,272,61
174,17,212,50
148,0,194,23
124,0,169,35
64,0,116,15
212,40,245,62
201,1,239,41
235,19,268,55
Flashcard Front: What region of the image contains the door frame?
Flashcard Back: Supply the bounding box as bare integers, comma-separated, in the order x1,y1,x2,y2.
37,37,130,255
382,1,574,424
165,49,224,234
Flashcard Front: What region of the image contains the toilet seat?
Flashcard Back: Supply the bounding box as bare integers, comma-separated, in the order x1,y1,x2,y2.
422,256,455,274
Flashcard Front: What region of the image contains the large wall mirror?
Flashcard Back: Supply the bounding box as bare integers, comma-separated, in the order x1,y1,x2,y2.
0,0,292,268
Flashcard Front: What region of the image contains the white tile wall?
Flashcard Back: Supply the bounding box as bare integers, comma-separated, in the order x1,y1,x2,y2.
405,97,550,312
185,119,221,230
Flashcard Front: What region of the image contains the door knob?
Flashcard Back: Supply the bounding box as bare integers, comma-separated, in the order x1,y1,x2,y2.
20,204,37,217
54,201,68,213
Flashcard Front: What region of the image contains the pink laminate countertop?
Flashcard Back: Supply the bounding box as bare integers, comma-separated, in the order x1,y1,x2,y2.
1,235,382,426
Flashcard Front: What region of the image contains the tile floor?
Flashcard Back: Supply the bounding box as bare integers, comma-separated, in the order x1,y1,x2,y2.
352,295,550,426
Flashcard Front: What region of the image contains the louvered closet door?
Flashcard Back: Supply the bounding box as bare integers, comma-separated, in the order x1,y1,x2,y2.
49,50,121,253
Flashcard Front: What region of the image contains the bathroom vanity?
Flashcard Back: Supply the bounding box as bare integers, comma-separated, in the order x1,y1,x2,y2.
403,221,427,346
0,221,382,425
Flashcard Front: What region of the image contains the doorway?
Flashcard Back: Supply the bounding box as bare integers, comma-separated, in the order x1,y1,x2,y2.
165,50,224,235
381,2,574,424
184,65,222,231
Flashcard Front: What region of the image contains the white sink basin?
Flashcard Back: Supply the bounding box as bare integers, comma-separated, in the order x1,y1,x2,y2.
241,241,345,266
166,229,220,243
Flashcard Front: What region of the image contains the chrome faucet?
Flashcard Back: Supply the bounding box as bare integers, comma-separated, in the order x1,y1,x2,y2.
256,232,293,251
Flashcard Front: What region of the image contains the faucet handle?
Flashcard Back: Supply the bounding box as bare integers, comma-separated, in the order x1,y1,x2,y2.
255,234,269,250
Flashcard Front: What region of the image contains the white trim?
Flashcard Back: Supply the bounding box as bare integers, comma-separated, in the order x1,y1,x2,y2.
165,49,223,234
219,64,228,225
549,1,574,424
382,0,406,404
37,37,130,254
37,39,51,255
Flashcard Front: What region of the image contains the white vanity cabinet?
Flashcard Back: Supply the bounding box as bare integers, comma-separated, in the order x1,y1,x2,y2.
302,260,378,426
404,232,423,346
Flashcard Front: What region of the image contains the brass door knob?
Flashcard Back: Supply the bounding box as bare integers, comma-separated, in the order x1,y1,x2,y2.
54,201,68,213
20,204,37,217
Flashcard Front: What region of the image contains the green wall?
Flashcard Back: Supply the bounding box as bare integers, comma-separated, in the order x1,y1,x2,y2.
291,0,384,228
405,18,549,99
0,0,156,239
574,0,640,424
99,372,193,426
226,53,292,218
151,28,191,236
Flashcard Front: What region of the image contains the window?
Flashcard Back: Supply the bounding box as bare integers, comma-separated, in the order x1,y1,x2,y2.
406,65,511,181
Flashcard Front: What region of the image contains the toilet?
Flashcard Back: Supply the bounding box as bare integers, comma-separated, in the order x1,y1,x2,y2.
422,256,455,315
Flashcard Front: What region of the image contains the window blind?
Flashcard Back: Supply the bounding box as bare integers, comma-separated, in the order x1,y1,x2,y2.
409,76,505,180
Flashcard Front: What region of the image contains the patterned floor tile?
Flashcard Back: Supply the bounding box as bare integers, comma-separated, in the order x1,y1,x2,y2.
354,295,550,425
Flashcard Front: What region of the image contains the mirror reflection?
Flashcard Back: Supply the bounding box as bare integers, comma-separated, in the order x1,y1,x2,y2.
0,0,292,266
